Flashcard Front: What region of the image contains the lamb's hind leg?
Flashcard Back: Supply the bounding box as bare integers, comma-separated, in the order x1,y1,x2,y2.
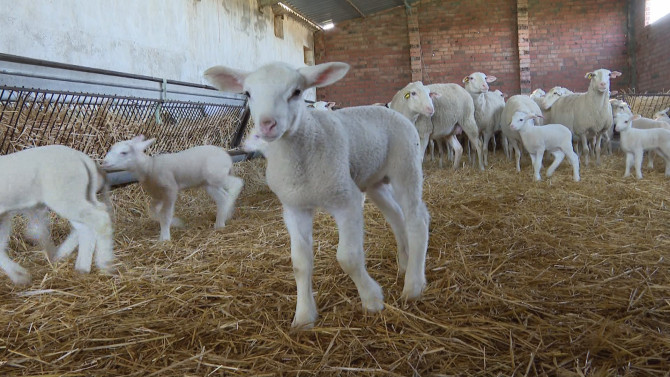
546,150,565,178
207,175,244,227
283,206,317,329
330,192,384,314
23,206,57,261
366,182,408,273
0,214,31,285
392,177,429,301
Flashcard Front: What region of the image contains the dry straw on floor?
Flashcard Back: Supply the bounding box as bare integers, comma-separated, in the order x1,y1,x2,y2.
1,152,669,376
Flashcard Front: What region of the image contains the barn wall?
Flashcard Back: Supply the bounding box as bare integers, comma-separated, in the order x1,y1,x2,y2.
528,0,629,93
315,0,631,106
0,0,314,87
632,4,670,92
314,7,412,107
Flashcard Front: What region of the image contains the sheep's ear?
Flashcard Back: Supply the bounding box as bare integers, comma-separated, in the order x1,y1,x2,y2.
585,72,595,80
485,75,497,83
462,76,470,83
632,114,641,121
610,90,618,96
131,135,146,143
134,138,156,152
298,62,350,88
430,92,441,99
610,71,622,78
327,102,336,109
203,65,249,93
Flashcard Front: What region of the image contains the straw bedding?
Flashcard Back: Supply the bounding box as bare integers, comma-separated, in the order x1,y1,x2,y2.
1,151,669,376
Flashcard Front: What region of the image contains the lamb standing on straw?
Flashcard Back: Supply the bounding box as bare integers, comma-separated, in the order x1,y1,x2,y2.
204,61,430,329
102,136,243,241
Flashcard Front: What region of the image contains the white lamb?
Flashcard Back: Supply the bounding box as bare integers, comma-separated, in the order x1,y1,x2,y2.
204,61,430,329
102,137,243,241
0,145,114,285
544,69,621,165
654,107,670,124
509,111,580,182
415,83,485,170
500,95,544,172
463,72,505,166
614,112,670,179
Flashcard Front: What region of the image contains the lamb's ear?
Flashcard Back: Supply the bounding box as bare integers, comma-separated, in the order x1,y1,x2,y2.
134,138,156,152
632,114,641,121
486,75,497,83
131,135,146,143
610,71,622,78
203,65,249,93
585,72,595,80
298,62,350,88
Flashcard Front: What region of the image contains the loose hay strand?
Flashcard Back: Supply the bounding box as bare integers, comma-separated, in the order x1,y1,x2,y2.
1,152,669,376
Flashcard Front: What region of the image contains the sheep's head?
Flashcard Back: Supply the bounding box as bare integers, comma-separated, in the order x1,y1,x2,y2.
392,81,438,119
541,86,570,110
463,72,496,94
102,135,155,171
653,107,670,121
509,111,542,131
204,62,349,142
585,69,621,94
609,98,632,117
614,112,640,132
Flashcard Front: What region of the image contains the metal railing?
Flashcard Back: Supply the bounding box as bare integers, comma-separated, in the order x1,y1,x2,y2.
0,54,250,158
617,91,670,118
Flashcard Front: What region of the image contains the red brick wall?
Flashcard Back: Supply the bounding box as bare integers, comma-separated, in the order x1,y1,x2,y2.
634,6,670,92
315,0,631,107
528,0,629,93
314,7,411,107
417,0,519,95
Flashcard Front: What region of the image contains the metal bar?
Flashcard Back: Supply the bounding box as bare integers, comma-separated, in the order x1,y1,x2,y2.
343,0,366,17
0,89,25,154
230,104,251,148
18,91,40,149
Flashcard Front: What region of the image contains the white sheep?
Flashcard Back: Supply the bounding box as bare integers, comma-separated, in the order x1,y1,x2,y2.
500,95,544,172
463,72,505,166
204,61,430,329
308,101,336,110
0,145,114,285
415,83,485,170
653,107,670,124
102,137,243,241
509,111,580,182
544,69,621,165
614,112,670,179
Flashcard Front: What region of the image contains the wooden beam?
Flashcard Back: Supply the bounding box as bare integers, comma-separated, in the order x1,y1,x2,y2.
258,0,280,7
343,0,366,18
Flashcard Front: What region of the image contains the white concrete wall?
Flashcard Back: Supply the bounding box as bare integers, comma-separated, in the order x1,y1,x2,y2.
0,0,315,89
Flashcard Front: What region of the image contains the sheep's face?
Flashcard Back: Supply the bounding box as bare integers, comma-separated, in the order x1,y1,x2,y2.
530,88,545,100
205,62,349,143
400,82,437,117
541,86,569,110
653,108,670,121
102,136,155,171
586,69,621,94
463,72,496,94
614,112,637,132
509,111,539,131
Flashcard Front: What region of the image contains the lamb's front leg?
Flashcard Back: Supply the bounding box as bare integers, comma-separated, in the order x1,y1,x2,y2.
634,151,644,179
283,206,317,329
624,152,633,177
158,191,177,241
330,197,384,314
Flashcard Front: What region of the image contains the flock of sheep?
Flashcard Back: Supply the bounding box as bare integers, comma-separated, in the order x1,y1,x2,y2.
1,61,669,330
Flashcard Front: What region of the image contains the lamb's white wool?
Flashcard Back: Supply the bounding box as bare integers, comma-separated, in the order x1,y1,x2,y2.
102,137,243,241
614,112,670,179
509,111,580,182
653,107,670,124
500,95,544,172
204,61,430,329
414,83,485,170
0,145,114,285
463,72,505,166
545,69,622,165
308,101,336,110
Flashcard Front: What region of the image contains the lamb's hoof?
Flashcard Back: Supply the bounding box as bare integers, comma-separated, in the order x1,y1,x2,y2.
291,311,318,330
401,279,426,301
361,286,385,313
74,266,92,274
9,268,32,286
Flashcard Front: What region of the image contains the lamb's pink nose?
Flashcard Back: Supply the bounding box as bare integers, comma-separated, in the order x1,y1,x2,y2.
260,117,277,135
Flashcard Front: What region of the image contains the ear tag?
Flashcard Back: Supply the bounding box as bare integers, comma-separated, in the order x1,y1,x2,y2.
404,92,411,99
587,73,594,79
464,77,469,82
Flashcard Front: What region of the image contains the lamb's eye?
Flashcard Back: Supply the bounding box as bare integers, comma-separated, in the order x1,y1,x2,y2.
120,151,128,156
291,89,302,98
411,91,416,96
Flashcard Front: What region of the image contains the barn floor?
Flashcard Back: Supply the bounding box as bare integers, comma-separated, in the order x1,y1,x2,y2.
1,150,669,376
